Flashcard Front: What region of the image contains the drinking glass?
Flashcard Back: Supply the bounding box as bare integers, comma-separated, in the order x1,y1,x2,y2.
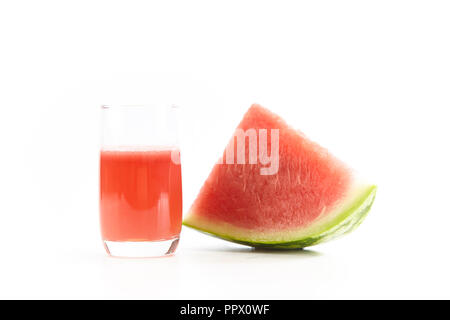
100,105,182,257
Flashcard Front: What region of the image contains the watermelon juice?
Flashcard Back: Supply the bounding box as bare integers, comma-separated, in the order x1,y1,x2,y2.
100,149,182,242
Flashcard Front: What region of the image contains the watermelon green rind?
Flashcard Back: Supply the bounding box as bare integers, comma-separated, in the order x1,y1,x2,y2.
183,184,376,249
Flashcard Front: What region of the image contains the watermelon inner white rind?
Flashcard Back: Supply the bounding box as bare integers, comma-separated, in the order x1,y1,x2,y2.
183,184,376,249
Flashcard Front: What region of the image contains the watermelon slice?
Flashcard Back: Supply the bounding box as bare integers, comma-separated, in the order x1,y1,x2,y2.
183,104,376,249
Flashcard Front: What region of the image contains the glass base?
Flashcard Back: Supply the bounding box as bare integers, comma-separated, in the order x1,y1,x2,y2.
103,237,179,258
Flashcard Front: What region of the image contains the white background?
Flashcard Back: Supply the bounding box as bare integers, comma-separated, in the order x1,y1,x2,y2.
1,1,449,299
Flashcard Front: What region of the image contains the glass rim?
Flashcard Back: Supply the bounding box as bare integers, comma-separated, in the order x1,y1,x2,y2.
101,104,180,109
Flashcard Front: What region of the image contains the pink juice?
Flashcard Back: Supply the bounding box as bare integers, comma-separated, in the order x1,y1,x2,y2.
100,149,182,242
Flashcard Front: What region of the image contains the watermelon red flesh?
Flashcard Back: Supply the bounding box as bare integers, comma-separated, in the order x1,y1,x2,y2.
184,104,376,248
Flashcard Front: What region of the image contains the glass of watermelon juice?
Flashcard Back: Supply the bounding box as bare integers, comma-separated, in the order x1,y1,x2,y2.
100,105,182,257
